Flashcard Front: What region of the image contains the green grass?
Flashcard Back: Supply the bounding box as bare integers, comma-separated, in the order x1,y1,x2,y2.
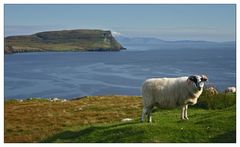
42,106,236,143
196,91,236,109
4,94,236,143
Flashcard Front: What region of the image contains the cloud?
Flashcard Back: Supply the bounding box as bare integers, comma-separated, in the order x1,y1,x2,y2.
112,31,121,37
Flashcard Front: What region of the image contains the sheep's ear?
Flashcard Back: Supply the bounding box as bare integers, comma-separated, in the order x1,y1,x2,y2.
201,75,208,81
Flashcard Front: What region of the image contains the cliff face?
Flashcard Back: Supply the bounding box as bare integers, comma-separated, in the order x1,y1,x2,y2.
4,29,125,54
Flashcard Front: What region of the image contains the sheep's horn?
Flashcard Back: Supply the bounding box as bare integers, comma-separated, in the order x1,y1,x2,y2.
201,75,208,81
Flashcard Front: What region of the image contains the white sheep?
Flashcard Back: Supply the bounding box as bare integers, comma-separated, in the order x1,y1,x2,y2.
141,75,208,122
205,87,218,95
225,87,236,93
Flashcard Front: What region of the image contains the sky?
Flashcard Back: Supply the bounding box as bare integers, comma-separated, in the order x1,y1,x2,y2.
4,4,236,42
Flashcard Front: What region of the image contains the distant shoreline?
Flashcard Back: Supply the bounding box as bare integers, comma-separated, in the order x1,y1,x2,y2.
4,95,139,102
4,49,127,55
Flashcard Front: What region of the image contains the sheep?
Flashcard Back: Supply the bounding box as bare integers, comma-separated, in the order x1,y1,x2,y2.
225,87,236,93
141,75,208,123
205,87,218,95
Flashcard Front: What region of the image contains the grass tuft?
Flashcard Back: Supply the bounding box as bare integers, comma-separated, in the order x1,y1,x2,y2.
195,90,236,109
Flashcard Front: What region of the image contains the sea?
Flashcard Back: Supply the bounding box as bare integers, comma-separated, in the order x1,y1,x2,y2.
4,47,236,99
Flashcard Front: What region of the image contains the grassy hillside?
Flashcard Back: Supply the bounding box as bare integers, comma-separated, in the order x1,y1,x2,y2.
4,29,125,53
4,94,236,143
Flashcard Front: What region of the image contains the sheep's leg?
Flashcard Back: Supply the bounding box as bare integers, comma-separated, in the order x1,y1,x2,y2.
181,105,189,120
141,107,152,123
181,106,185,120
141,108,147,122
146,107,152,123
147,110,152,123
184,105,189,120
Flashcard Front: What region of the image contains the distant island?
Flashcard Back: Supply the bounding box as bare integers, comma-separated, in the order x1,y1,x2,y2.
4,29,126,54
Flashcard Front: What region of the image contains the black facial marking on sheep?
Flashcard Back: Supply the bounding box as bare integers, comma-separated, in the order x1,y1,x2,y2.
188,75,208,91
188,75,198,84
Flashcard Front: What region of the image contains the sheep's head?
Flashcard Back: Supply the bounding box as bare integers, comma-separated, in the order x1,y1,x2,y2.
188,75,208,90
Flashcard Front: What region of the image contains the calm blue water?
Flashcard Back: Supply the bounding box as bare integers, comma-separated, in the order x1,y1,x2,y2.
4,48,236,99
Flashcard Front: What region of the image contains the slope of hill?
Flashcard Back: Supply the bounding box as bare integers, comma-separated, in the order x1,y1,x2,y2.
4,93,236,143
4,29,125,54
